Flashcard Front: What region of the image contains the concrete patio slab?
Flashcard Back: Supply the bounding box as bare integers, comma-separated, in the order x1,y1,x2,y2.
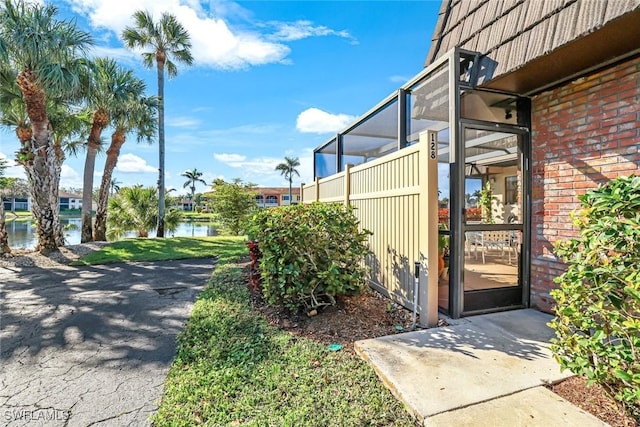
426,387,607,427
354,309,575,423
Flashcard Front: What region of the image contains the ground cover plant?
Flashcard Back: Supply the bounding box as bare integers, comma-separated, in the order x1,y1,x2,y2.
152,255,415,426
73,236,245,265
550,175,640,421
248,203,371,312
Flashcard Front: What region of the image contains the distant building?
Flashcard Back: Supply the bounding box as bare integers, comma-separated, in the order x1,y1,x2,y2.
58,191,83,210
3,191,84,212
254,187,301,208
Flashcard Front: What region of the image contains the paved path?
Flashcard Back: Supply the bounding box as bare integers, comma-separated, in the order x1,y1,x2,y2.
0,259,215,426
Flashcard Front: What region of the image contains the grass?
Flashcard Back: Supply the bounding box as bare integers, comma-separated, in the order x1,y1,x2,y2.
4,211,32,222
181,211,218,221
152,258,415,427
73,236,247,265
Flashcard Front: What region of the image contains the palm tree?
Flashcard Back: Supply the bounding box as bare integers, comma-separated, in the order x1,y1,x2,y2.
106,186,181,240
275,156,300,204
0,0,93,252
181,168,206,211
94,94,157,241
122,10,193,238
109,178,121,195
0,158,11,255
80,58,145,243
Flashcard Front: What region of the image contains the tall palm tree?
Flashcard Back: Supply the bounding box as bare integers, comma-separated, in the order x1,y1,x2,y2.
94,94,157,241
0,158,10,255
122,10,193,238
181,168,206,211
0,0,93,252
275,156,300,204
80,58,144,243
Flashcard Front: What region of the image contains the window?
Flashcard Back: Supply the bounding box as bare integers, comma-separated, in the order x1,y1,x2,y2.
282,195,290,201
341,99,398,169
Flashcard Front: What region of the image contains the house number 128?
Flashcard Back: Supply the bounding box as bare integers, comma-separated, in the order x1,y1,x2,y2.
429,133,437,160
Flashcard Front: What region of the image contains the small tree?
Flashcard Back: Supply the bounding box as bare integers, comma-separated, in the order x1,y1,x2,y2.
549,175,640,421
106,186,182,240
209,178,257,235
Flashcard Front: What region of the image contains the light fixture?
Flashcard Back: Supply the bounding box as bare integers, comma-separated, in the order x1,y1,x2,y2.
505,109,513,120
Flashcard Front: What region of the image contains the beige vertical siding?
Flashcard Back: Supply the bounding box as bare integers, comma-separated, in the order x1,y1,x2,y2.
304,145,425,310
318,172,345,202
301,182,316,202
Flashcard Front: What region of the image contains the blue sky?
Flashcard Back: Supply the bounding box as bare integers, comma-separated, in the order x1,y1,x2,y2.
0,0,441,196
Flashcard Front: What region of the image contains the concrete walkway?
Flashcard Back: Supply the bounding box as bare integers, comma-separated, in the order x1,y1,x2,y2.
0,259,215,427
355,309,608,426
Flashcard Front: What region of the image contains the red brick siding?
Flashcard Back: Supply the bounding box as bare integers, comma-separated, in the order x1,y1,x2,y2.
530,56,640,313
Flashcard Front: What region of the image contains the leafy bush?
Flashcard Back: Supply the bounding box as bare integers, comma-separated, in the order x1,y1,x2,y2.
549,175,640,421
248,203,371,312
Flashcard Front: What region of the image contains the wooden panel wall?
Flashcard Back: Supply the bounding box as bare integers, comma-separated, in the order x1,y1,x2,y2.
303,145,424,310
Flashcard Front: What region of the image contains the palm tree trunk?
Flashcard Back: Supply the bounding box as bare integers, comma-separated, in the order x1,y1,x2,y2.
0,199,11,255
17,70,64,253
81,119,105,243
94,130,126,241
191,186,195,211
288,176,292,205
156,59,165,238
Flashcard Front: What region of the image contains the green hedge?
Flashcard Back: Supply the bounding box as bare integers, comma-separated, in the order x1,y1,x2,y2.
549,175,640,421
248,203,371,312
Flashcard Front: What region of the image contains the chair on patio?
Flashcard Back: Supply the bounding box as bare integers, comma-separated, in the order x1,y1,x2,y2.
472,230,517,264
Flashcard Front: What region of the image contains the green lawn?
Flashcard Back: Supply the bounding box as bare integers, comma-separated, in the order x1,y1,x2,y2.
4,211,32,222
181,211,217,220
73,236,246,265
152,258,415,426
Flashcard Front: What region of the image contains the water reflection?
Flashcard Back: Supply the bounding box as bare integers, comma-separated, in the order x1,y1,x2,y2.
6,217,220,249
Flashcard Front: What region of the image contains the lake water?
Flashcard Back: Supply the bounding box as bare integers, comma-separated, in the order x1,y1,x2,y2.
6,217,219,249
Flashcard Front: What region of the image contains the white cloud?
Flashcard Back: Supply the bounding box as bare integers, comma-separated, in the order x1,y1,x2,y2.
296,108,356,134
267,20,355,43
0,153,26,180
88,45,138,64
65,0,354,70
214,152,281,176
213,151,313,187
389,75,409,84
167,116,201,128
116,153,157,173
60,164,83,188
213,153,246,163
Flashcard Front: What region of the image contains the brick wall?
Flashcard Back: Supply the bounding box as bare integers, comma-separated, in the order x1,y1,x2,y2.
530,56,640,312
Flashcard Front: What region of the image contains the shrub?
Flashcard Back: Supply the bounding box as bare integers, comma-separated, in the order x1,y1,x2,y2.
248,203,371,312
549,175,640,421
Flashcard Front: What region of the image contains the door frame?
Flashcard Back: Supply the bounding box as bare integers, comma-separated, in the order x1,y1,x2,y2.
448,119,532,318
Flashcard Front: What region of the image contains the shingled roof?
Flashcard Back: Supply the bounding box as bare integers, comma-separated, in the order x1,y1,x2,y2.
426,0,640,94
